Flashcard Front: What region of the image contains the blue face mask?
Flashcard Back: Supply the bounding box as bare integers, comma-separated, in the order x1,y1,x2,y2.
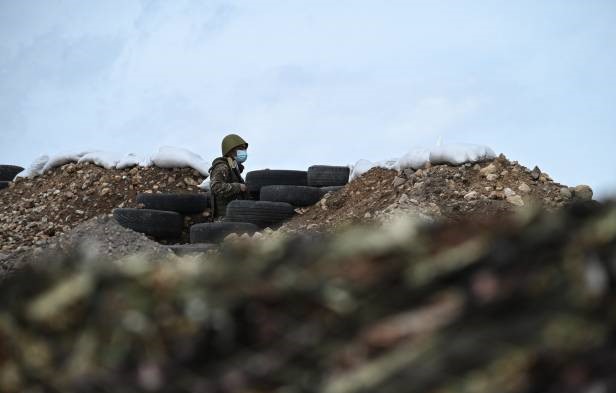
236,149,248,163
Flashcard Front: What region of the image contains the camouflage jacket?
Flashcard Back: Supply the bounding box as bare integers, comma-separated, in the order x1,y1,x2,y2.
209,157,247,218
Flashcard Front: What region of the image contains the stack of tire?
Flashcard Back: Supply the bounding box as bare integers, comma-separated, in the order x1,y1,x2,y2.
113,165,350,253
114,193,211,241
224,165,350,228
0,165,24,191
113,192,258,253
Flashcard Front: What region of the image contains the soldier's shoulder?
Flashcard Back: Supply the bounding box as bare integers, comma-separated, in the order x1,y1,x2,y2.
210,157,229,170
210,160,231,177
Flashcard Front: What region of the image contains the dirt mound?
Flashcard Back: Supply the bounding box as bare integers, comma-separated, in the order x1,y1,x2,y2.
0,215,174,278
0,162,209,252
0,200,614,392
283,155,593,232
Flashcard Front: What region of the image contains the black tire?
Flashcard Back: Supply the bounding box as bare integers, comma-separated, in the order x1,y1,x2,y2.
0,181,9,191
319,186,344,197
136,192,209,214
190,222,258,243
168,243,218,256
245,170,308,195
307,165,350,187
260,185,322,207
225,200,295,228
113,208,184,239
0,165,23,181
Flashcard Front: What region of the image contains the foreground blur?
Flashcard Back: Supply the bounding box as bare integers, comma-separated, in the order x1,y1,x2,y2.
0,201,615,393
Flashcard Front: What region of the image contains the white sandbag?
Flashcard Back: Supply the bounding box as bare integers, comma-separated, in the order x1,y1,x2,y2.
42,150,93,173
151,146,210,176
394,148,430,170
78,151,125,169
429,144,496,166
18,154,50,178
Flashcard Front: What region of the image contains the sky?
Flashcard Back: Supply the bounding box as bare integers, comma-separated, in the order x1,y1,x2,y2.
1,0,615,198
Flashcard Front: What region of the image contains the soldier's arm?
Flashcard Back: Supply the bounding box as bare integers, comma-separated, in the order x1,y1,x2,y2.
210,164,243,197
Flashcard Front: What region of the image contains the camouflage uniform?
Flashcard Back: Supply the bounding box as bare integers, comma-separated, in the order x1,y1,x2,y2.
209,156,248,218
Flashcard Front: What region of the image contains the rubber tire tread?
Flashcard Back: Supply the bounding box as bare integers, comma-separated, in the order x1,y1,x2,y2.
190,222,258,243
307,165,350,187
0,181,9,191
245,170,308,194
0,165,23,181
225,200,295,228
113,208,184,239
136,192,209,214
260,185,322,207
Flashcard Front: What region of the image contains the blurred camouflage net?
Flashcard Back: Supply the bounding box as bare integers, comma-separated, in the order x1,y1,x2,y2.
0,201,615,393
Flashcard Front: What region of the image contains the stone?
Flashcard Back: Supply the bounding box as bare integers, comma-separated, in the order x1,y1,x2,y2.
480,164,497,176
402,169,415,179
560,187,572,200
518,183,531,194
398,194,410,205
464,191,479,201
486,174,499,182
507,195,525,207
489,191,505,200
573,185,593,201
531,166,541,181
392,176,407,188
504,188,516,197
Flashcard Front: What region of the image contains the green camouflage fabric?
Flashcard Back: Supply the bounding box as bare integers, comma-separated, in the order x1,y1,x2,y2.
0,201,615,392
208,156,247,218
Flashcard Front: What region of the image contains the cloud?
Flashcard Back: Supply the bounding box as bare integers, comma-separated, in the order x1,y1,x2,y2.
0,0,615,198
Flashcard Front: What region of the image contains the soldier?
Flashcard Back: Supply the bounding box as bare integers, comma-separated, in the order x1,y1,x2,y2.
209,134,249,218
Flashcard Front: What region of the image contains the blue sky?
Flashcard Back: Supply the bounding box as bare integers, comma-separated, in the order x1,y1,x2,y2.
1,0,615,198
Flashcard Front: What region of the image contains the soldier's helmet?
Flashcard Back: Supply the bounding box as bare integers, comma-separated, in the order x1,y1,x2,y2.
221,134,248,156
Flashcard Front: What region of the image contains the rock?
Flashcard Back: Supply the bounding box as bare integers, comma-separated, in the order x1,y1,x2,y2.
364,212,372,219
489,191,505,200
486,174,499,182
518,183,531,194
480,164,497,176
504,188,516,197
402,169,415,179
473,164,481,171
539,175,548,183
507,195,525,207
560,187,572,200
531,166,541,181
392,176,407,188
500,170,508,177
100,188,111,196
572,185,593,201
464,191,479,201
